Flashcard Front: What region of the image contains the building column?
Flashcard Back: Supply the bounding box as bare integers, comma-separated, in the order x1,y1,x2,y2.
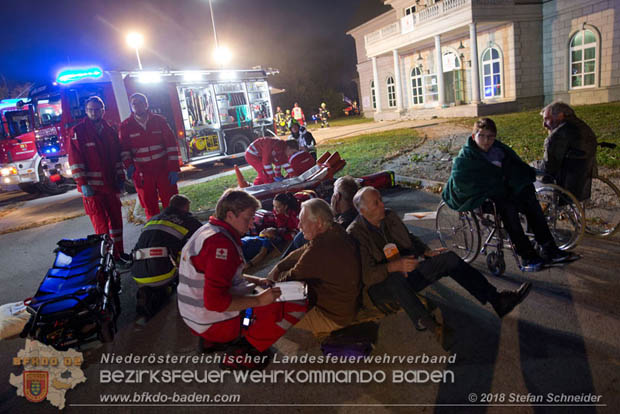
392,50,403,110
469,22,481,104
434,35,445,107
372,56,382,112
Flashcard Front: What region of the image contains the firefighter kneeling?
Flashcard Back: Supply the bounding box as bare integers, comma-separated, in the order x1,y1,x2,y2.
131,194,203,319
178,189,308,370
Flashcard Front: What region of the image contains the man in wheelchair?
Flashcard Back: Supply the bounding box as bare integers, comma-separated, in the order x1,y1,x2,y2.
538,101,597,201
443,118,578,272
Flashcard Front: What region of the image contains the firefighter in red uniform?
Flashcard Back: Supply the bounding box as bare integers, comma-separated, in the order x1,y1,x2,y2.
178,189,307,369
282,140,316,177
291,102,305,126
120,93,180,220
68,96,126,257
244,137,289,185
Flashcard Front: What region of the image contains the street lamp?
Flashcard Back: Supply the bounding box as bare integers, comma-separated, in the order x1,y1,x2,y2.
208,0,232,67
126,32,144,70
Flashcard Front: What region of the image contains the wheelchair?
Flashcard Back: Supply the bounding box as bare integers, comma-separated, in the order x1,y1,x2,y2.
435,182,585,277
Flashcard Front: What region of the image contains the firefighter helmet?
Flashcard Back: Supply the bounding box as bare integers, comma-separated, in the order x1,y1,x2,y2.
285,109,291,114
321,102,327,108
287,118,299,130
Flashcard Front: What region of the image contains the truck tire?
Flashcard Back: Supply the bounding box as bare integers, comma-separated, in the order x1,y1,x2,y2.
18,183,41,195
36,164,67,196
226,134,251,155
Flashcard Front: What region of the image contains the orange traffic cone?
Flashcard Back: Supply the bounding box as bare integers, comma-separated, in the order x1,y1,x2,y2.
235,164,250,188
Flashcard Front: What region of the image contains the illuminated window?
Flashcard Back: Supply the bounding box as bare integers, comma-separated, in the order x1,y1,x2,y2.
481,46,502,98
386,76,396,108
570,29,597,89
410,67,424,105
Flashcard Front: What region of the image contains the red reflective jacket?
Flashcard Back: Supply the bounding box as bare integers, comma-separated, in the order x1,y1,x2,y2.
286,150,315,177
68,118,124,194
245,137,288,179
119,112,180,175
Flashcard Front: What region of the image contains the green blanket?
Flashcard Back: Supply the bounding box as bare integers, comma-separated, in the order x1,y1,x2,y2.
442,137,535,212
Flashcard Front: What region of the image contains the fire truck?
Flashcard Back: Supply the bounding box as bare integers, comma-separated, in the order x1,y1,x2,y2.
0,99,62,194
24,67,277,192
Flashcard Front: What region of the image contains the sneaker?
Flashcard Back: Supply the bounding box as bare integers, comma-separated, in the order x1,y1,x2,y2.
492,282,532,318
520,256,544,272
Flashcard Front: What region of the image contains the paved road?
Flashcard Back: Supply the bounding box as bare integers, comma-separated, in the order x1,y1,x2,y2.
1,187,618,413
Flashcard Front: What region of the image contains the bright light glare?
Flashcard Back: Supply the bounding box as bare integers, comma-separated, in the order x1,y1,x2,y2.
219,71,237,80
126,32,144,49
137,72,162,83
213,46,232,65
183,71,203,82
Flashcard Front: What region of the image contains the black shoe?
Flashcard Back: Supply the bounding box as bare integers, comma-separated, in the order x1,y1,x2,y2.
520,256,544,272
115,253,133,270
492,282,532,318
543,248,580,264
433,323,456,351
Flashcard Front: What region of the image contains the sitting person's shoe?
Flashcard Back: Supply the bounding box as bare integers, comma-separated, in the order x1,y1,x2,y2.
520,255,545,272
492,282,532,318
542,247,580,264
433,323,456,351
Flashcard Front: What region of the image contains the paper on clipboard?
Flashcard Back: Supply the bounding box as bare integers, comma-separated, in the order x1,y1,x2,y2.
403,211,437,223
274,281,307,302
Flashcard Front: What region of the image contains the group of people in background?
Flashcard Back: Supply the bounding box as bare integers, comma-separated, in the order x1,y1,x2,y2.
72,92,596,370
274,101,331,136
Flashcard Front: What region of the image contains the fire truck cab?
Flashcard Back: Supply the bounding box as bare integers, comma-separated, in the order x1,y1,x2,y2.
29,67,277,181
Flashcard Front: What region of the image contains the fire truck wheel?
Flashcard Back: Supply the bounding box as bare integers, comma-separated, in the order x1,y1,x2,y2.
226,134,251,155
18,183,41,195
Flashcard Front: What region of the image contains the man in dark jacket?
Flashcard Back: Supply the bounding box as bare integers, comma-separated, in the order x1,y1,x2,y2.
132,194,202,318
442,118,577,271
540,102,597,201
348,186,532,350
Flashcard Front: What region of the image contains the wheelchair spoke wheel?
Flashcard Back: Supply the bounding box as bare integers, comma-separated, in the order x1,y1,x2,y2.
583,175,620,237
536,184,585,250
435,202,480,263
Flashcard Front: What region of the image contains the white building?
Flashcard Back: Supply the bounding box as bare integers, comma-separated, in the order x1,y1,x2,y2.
347,0,620,120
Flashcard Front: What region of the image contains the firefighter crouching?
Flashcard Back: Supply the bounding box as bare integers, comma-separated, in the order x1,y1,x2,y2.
177,189,307,369
68,96,126,259
120,93,180,220
131,194,203,318
282,139,316,177
244,137,289,185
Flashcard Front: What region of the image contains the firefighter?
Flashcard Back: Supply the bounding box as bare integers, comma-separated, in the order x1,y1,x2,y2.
68,96,126,258
283,140,316,177
244,137,289,185
319,102,330,128
288,118,317,160
120,93,180,220
291,102,305,126
274,106,287,136
177,189,307,369
131,194,202,319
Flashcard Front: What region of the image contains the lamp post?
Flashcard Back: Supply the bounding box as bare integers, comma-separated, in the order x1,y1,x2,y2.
126,32,144,70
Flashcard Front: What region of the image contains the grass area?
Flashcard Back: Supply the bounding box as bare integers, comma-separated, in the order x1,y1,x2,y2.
451,101,620,168
181,128,422,211
306,115,372,131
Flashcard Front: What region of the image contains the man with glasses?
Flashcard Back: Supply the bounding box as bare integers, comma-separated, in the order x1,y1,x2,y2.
68,96,126,258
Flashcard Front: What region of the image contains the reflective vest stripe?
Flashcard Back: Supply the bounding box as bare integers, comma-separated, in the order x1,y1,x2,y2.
133,266,177,287
144,220,189,238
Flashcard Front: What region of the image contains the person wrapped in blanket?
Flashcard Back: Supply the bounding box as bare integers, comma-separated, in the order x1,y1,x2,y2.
241,232,276,270
442,117,578,271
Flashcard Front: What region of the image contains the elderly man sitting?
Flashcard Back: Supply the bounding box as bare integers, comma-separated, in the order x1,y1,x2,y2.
347,187,531,349
268,198,361,339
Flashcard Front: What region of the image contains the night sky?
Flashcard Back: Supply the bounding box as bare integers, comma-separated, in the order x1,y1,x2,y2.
0,0,389,99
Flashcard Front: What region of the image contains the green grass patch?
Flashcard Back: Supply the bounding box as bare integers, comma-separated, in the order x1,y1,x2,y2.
450,101,620,168
306,115,372,130
180,168,257,212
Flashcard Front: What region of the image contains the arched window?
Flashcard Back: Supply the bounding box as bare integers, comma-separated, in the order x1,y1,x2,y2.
370,80,377,109
570,28,597,88
481,46,502,98
386,76,396,108
410,67,424,105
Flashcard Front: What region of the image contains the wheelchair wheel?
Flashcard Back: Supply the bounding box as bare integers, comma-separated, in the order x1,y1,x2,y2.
583,175,620,237
486,251,506,277
435,201,481,263
535,184,585,250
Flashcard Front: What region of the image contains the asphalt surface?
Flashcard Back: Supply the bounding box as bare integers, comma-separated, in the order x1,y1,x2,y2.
1,185,619,413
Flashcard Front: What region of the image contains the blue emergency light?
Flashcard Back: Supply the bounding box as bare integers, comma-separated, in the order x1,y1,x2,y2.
56,67,103,85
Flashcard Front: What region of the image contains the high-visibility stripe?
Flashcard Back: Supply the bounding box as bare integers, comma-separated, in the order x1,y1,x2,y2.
72,172,85,179
168,156,178,160
85,142,95,147
88,179,104,186
144,219,189,238
129,133,140,138
166,147,177,152
177,292,205,307
133,266,177,286
179,273,204,288
135,152,165,163
70,163,85,170
276,319,293,330
86,171,103,177
136,145,164,154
